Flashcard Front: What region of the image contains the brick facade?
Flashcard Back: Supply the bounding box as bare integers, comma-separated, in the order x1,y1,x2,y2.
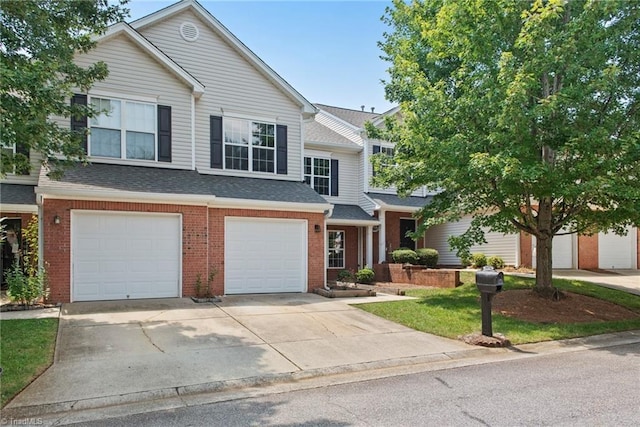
578,234,598,269
373,211,426,262
42,199,324,303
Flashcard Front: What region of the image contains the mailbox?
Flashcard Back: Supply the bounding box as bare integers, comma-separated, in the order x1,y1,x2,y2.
475,266,504,337
475,266,504,294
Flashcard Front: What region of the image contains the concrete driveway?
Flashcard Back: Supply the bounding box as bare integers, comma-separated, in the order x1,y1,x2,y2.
7,293,472,411
553,269,640,296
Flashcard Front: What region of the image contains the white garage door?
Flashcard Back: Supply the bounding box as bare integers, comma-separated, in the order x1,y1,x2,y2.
599,227,637,269
72,212,181,301
225,217,307,294
532,233,574,269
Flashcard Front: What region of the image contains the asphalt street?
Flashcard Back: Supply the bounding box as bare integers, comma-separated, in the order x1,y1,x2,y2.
67,342,640,427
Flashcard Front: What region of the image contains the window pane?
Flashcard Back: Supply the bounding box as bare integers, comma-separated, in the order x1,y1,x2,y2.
314,176,329,195
252,147,274,173
224,118,249,145
225,145,248,170
90,98,121,129
252,122,275,147
328,231,344,268
314,158,330,177
126,131,155,160
90,128,121,158
126,101,155,133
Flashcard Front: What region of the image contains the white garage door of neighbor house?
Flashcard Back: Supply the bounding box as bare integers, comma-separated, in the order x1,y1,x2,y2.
598,227,637,269
225,217,307,294
532,233,574,269
72,212,181,301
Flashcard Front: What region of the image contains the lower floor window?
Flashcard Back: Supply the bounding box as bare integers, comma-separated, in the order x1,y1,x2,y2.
328,230,344,268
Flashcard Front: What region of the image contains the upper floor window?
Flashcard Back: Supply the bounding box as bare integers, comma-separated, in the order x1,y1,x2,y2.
224,118,275,173
304,156,330,195
89,97,156,160
372,144,395,176
1,143,29,175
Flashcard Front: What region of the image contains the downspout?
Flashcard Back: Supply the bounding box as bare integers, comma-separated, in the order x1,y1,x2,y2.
323,207,332,290
191,94,196,170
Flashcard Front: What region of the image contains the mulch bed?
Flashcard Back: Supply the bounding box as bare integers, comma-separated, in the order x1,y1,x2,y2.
492,290,640,323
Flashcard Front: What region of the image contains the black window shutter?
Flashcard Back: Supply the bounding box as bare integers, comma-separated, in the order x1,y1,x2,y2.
70,94,88,153
210,115,223,169
15,143,30,175
372,145,381,154
276,124,287,175
157,105,172,162
331,159,339,197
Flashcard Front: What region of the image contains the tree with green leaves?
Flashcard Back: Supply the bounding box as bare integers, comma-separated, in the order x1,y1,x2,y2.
1,0,128,177
370,0,640,297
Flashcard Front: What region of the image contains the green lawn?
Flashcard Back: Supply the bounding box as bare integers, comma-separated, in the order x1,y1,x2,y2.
356,272,640,345
0,318,58,407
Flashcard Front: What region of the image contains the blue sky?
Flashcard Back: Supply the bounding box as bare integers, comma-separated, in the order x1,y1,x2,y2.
126,0,396,113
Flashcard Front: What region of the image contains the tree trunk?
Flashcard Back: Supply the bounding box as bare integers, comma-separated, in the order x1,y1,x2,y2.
534,197,561,299
535,234,553,290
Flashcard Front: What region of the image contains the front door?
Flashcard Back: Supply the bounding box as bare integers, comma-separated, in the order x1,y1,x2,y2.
399,218,416,250
1,218,22,286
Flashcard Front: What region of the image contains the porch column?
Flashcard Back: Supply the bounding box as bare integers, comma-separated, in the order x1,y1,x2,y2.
366,225,373,267
378,209,386,263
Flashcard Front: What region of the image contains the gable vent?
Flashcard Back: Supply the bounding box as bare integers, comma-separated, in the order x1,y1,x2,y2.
180,22,199,42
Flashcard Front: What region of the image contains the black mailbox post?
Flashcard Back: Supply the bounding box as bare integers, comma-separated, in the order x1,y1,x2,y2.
475,266,504,337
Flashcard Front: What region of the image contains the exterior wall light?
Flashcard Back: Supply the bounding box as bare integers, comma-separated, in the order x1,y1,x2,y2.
54,215,61,225
314,224,322,233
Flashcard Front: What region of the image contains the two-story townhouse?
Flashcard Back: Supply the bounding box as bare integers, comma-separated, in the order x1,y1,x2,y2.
311,104,434,268
1,0,334,302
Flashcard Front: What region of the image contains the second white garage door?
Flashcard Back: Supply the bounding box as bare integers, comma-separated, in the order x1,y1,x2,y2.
225,217,307,294
598,227,638,269
72,212,181,301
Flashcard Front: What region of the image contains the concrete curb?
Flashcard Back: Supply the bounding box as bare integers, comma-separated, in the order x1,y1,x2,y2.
3,329,639,423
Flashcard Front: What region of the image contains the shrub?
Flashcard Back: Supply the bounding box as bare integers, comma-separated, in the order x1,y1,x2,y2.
391,249,418,264
471,253,487,268
6,262,45,306
336,269,354,283
416,248,439,268
487,255,505,269
355,267,375,284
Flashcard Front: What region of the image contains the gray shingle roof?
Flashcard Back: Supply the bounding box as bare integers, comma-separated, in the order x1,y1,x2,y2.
330,204,378,222
38,163,328,205
367,192,433,209
315,104,380,128
304,120,358,147
0,184,37,205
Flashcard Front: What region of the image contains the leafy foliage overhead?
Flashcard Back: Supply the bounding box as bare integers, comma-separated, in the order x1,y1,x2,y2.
371,0,640,248
1,0,128,176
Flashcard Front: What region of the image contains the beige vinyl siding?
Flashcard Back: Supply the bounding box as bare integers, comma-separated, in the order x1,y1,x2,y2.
425,216,518,266
1,150,42,185
366,139,424,197
139,10,303,181
303,149,359,205
72,35,193,169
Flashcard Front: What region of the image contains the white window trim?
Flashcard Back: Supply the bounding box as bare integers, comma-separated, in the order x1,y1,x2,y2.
88,94,158,162
304,156,331,196
223,117,277,174
328,229,345,269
